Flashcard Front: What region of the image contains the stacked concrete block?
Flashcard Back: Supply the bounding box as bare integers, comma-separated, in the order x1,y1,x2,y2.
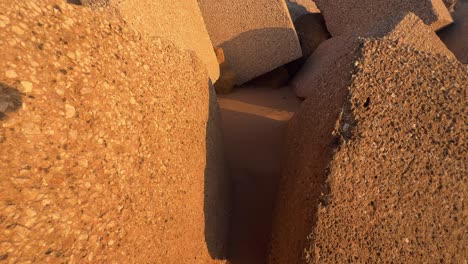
291,13,455,98
87,0,221,82
198,0,302,85
269,13,462,264
315,0,453,36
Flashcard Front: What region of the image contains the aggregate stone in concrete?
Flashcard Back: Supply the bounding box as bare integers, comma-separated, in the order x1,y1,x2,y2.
269,13,466,264
0,0,229,263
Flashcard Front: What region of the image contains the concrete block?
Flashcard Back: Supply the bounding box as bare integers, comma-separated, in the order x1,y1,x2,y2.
107,0,220,82
198,0,302,85
0,1,229,262
315,0,453,36
291,13,455,98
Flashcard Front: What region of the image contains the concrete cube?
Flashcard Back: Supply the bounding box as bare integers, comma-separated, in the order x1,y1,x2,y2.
198,0,302,85
315,0,453,36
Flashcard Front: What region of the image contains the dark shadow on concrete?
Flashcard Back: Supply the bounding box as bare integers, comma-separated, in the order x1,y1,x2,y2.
204,82,231,260
66,0,82,5
219,27,302,85
219,107,289,264
0,83,23,121
286,0,309,22
268,72,349,263
437,0,468,64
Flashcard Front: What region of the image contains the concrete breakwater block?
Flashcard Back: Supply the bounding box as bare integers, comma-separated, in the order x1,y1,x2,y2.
0,0,229,263
315,0,453,36
269,11,466,262
310,39,467,263
291,13,455,99
198,0,302,85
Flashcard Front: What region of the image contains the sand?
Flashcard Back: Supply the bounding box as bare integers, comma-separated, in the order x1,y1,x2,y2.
81,0,220,82
269,35,467,263
0,1,229,263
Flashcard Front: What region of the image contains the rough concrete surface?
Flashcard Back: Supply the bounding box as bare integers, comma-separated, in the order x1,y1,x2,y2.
315,0,453,36
310,39,467,263
286,0,320,22
198,0,302,85
218,85,301,264
270,22,466,264
291,13,455,98
0,0,229,263
92,0,221,82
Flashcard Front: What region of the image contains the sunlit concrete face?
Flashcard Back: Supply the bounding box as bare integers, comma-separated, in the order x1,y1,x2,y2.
198,0,302,85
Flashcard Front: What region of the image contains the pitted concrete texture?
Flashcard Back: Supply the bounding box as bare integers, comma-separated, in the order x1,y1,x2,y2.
315,0,453,36
287,0,320,21
198,0,302,85
291,13,455,98
310,39,467,263
103,0,220,82
0,0,229,263
270,37,467,264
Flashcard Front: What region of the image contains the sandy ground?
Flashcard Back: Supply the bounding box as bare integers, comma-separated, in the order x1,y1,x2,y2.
217,85,301,264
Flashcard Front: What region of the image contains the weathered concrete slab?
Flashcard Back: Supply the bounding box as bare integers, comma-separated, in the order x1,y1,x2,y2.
198,0,302,85
315,0,453,36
